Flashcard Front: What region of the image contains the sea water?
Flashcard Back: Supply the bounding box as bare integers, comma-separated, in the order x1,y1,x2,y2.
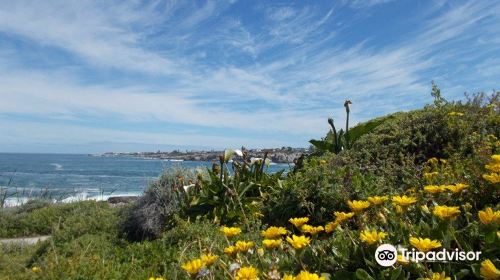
0,153,290,207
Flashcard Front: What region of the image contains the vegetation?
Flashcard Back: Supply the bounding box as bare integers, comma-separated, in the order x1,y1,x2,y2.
0,89,499,279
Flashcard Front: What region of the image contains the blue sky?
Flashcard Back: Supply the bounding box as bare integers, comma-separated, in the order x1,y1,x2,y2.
0,0,499,153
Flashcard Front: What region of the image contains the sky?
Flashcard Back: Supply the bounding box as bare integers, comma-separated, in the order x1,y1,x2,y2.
0,0,499,153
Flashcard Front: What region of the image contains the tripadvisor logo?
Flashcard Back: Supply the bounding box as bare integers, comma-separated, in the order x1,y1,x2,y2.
375,244,482,267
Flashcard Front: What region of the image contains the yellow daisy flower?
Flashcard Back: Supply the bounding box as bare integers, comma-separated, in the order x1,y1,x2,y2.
295,271,325,280
392,195,418,207
347,200,371,212
301,224,324,235
200,253,218,266
262,239,281,249
367,196,389,205
261,226,287,239
423,272,451,280
289,217,309,228
432,205,461,220
333,211,355,223
359,230,387,245
235,266,259,280
181,258,204,275
478,207,500,225
480,259,500,280
286,235,311,250
409,237,441,252
221,226,242,238
235,241,254,252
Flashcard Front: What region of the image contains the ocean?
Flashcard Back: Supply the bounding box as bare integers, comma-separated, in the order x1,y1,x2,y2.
0,153,290,207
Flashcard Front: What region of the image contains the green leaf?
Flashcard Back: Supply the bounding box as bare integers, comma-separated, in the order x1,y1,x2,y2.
355,269,375,280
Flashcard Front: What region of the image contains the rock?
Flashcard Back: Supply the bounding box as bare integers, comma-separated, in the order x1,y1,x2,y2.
107,196,138,204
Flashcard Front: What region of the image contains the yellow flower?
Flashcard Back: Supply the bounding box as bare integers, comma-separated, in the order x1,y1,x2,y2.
367,196,389,205
447,111,464,116
319,160,327,165
324,221,338,233
347,200,371,212
392,195,417,207
148,278,164,280
282,274,295,280
486,163,500,173
235,266,259,280
427,157,439,164
286,235,311,250
432,205,461,220
221,226,242,238
424,185,446,194
423,272,451,280
262,239,281,249
478,207,500,225
409,237,441,252
261,226,287,239
295,270,325,280
446,183,468,193
480,259,500,280
200,253,218,266
423,172,439,180
359,230,387,245
31,266,41,273
492,155,500,163
235,241,255,252
483,173,500,184
289,217,309,228
224,245,238,255
181,258,204,275
397,254,410,265
301,224,324,235
421,205,431,214
395,205,404,214
333,211,355,223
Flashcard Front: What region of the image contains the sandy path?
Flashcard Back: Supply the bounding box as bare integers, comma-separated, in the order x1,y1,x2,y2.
0,235,50,245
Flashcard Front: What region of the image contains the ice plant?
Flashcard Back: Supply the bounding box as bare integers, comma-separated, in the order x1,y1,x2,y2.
367,196,389,205
409,237,441,252
478,207,500,225
424,185,446,194
483,173,500,184
286,235,311,249
480,259,500,280
333,211,354,223
347,200,371,212
392,195,418,207
221,226,242,238
295,270,326,280
359,230,387,245
423,171,439,180
181,259,204,275
235,266,259,280
200,253,218,266
301,225,324,235
262,239,281,249
31,266,41,273
289,217,309,228
397,255,410,265
224,246,238,255
446,183,468,193
432,205,461,220
423,272,450,280
261,226,287,239
235,241,254,252
324,221,338,233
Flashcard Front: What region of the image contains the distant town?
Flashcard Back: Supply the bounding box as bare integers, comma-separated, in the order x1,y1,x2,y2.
98,147,309,163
